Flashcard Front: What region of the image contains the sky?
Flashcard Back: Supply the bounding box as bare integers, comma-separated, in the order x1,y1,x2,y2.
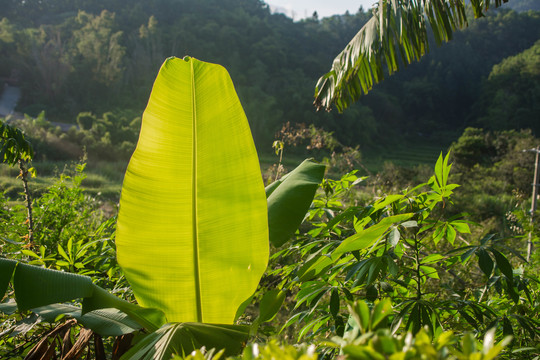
266,0,377,20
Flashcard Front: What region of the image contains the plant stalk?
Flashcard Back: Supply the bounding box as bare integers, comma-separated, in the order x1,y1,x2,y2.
18,159,34,244
414,233,422,300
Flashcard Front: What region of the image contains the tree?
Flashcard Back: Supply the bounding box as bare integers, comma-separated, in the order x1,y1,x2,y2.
476,40,540,133
73,10,125,86
314,0,512,112
0,120,35,243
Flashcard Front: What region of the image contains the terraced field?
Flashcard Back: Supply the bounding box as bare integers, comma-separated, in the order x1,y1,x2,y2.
362,140,452,173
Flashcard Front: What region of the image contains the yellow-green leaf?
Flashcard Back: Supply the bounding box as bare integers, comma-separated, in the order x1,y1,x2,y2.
116,57,269,324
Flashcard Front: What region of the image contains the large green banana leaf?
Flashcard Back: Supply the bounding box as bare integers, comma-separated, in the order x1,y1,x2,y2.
116,57,269,324
0,258,165,332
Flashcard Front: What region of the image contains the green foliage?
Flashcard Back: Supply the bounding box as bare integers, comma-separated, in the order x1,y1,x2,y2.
0,120,34,166
475,40,540,134
122,323,249,359
0,0,538,156
266,159,326,247
313,0,511,112
324,299,512,360
450,128,538,231
176,341,317,360
73,10,125,86
0,57,328,360
263,151,539,359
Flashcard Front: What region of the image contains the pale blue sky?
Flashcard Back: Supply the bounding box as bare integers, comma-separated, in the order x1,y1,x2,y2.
266,0,377,19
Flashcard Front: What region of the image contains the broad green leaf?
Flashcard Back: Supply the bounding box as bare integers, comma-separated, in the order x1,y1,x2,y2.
257,289,286,324
419,265,439,279
446,224,457,245
477,249,494,277
388,227,400,247
421,254,444,265
450,220,470,233
0,258,17,299
116,57,269,324
33,303,141,336
371,298,392,330
266,159,326,247
296,255,334,283
490,249,513,281
120,322,249,360
2,259,165,331
348,301,370,333
329,289,340,318
333,213,413,258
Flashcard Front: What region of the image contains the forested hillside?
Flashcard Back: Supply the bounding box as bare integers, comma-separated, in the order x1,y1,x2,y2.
1,0,539,155
3,1,540,359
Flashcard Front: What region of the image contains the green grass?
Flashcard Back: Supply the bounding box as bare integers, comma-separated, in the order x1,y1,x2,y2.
362,139,451,173
0,160,128,202
0,138,452,203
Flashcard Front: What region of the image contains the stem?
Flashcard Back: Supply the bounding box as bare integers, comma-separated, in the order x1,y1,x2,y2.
527,146,539,262
414,233,422,300
274,147,283,182
478,283,489,303
18,160,34,244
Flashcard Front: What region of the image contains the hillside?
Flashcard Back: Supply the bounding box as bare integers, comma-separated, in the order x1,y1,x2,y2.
0,0,539,159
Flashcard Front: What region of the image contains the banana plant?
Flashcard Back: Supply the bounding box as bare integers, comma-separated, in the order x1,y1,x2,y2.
1,57,325,358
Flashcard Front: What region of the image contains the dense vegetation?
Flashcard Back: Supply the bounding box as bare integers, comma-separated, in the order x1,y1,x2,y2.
0,0,539,156
1,0,540,359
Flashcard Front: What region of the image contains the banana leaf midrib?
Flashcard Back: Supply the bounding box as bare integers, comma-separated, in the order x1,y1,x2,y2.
190,59,203,323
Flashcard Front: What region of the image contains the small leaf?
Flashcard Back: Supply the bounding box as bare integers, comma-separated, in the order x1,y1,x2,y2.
371,298,392,330
258,290,286,323
446,225,456,245
483,327,496,354
477,249,494,278
388,227,400,247
400,220,417,228
421,254,444,265
366,284,378,302
329,289,340,318
419,266,439,279
57,245,71,262
21,250,40,259
450,220,470,233
490,249,513,282
348,301,370,333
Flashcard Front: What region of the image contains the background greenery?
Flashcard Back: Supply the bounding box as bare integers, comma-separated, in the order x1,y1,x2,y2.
0,0,539,158
1,0,540,359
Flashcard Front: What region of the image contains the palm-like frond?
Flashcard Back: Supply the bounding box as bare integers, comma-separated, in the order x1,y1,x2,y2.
314,0,509,112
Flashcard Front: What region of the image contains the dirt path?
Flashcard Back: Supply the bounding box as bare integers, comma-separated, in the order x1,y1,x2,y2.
0,84,21,117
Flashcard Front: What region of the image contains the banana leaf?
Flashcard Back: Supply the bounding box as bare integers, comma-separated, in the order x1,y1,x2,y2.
116,56,269,324
33,304,141,337
119,322,249,359
0,258,165,332
266,159,326,247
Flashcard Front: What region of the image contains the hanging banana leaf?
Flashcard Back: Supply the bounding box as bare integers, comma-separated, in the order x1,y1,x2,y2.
314,0,511,112
116,56,269,324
